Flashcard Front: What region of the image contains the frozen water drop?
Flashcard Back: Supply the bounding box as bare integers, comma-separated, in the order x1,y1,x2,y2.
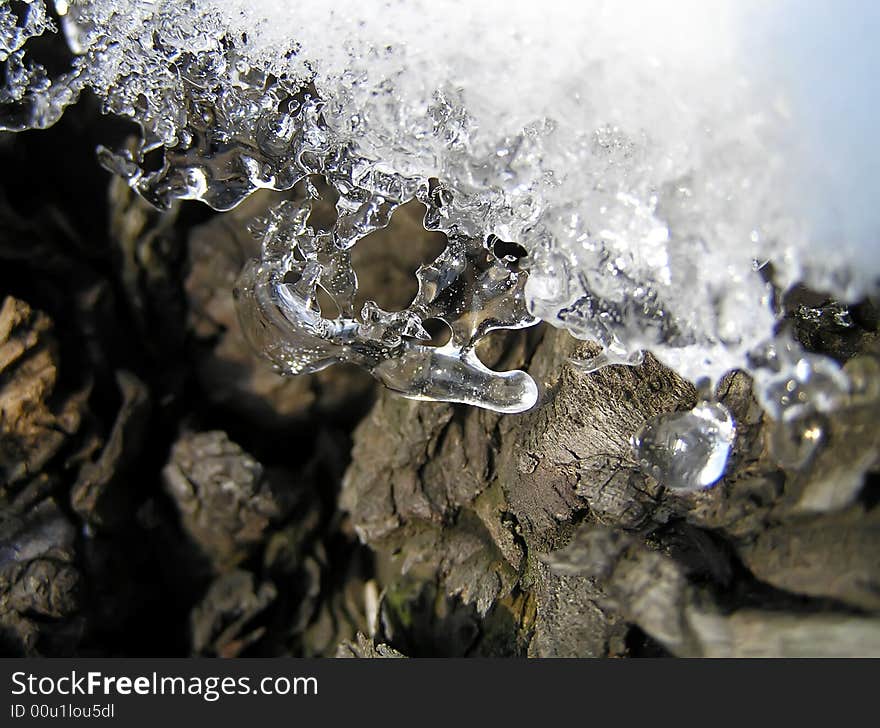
752,338,851,422
633,401,736,491
768,411,827,470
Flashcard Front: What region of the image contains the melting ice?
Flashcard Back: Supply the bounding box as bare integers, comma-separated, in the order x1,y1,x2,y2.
1,0,878,481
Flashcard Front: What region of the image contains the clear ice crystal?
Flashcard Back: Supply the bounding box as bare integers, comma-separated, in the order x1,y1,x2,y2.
749,337,851,423
235,188,539,413
767,412,827,470
633,401,736,492
0,0,53,61
1,0,877,419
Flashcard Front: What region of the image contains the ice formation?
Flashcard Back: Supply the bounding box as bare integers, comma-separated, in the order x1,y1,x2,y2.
235,188,538,413
2,1,877,486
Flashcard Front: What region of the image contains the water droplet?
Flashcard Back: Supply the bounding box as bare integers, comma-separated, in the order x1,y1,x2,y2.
633,401,736,491
768,411,827,469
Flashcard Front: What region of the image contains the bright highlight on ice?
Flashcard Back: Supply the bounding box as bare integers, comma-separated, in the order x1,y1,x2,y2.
1,0,876,489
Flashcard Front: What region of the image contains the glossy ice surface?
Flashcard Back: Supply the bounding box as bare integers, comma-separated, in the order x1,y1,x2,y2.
634,401,736,491
1,1,875,447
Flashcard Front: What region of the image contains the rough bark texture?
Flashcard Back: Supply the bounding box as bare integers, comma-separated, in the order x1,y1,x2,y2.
343,308,880,657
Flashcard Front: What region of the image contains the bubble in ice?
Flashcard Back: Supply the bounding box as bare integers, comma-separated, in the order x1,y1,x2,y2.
633,401,736,491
